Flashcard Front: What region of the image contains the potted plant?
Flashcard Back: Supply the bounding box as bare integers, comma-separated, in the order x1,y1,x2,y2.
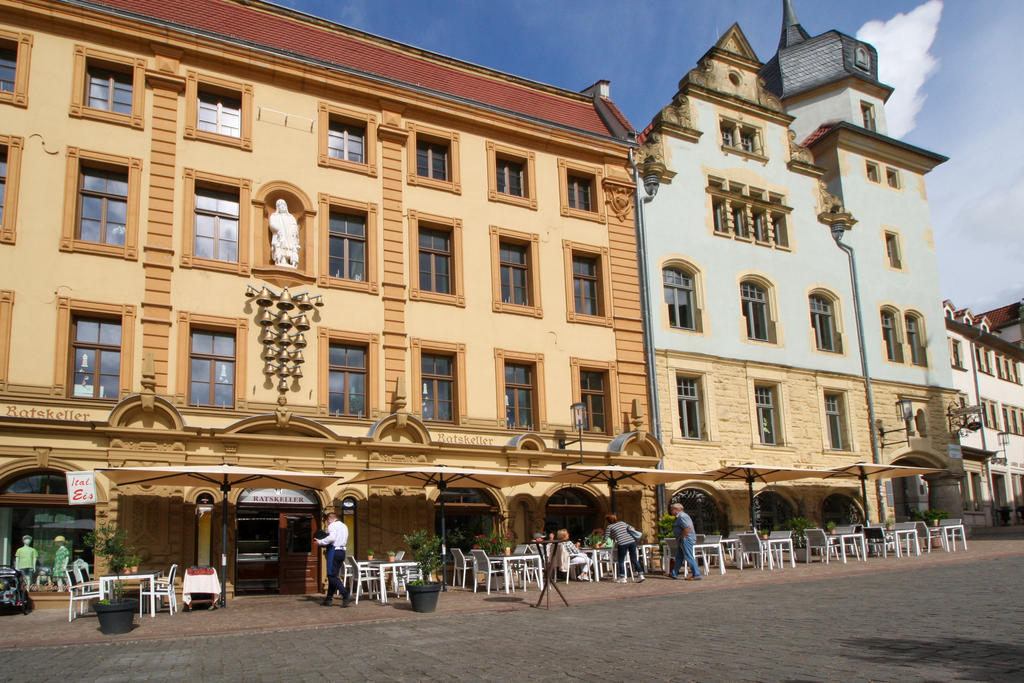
782,516,812,548
884,516,896,531
387,550,396,562
366,549,376,561
825,521,837,535
472,529,513,556
920,509,948,527
84,521,140,635
402,530,442,613
658,514,675,540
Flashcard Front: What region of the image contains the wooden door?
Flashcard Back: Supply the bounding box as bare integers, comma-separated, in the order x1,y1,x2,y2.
278,513,318,594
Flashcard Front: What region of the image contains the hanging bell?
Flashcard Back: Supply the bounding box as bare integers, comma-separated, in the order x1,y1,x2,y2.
288,333,307,349
276,287,296,311
263,361,279,375
259,328,280,345
288,350,305,365
276,347,291,361
312,295,324,308
261,346,279,361
254,286,275,308
256,309,275,327
244,284,260,298
290,365,303,378
294,293,314,311
273,311,293,331
290,314,310,332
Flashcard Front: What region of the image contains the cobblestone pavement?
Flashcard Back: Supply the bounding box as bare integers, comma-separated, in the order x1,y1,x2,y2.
2,534,1023,681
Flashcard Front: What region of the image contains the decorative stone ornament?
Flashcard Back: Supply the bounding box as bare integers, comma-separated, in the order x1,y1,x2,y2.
269,199,301,268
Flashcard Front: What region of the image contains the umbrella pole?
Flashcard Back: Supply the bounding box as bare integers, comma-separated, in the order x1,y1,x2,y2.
860,474,870,524
220,480,230,608
748,479,756,532
609,479,618,515
438,479,447,592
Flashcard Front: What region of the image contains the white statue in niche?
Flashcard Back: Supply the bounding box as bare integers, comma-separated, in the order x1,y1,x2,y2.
269,198,300,268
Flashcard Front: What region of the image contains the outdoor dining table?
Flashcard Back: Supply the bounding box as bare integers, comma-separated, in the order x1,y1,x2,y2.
939,522,967,552
360,560,419,604
580,547,612,581
486,554,542,593
764,537,796,569
638,543,661,573
888,527,920,557
828,531,867,563
182,567,220,610
99,571,161,617
693,542,727,575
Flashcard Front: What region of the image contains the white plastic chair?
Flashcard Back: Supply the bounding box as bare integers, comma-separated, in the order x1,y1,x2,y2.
469,549,505,594
66,570,101,622
803,529,830,564
939,518,967,551
736,532,771,570
450,547,471,589
346,556,381,604
140,563,178,616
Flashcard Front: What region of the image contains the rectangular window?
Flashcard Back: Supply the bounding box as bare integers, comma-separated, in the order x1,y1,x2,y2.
752,211,769,243
810,296,836,352
0,146,7,225
884,232,902,269
720,123,734,147
0,45,14,93
676,376,702,440
886,167,901,189
86,65,132,114
732,205,748,238
416,140,448,181
771,213,788,247
713,200,728,233
193,187,239,263
567,175,592,212
496,158,524,197
418,227,452,294
328,212,366,281
572,255,600,316
197,90,241,138
861,102,876,131
328,120,365,163
951,339,962,368
504,362,534,430
499,242,530,306
189,329,235,407
824,392,845,450
881,310,902,362
580,370,607,433
866,162,880,183
70,317,121,400
77,167,128,246
740,130,755,153
664,268,695,331
328,343,366,417
755,384,779,445
421,353,453,422
905,315,926,366
741,282,769,341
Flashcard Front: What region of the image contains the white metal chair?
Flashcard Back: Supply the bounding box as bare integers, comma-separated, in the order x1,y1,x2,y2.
803,529,830,564
469,549,505,594
66,570,101,622
736,532,771,570
450,547,471,589
346,557,381,604
939,518,967,551
140,563,178,616
863,526,890,558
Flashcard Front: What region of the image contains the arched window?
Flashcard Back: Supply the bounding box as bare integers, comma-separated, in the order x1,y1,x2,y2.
809,294,841,352
822,494,863,525
740,280,772,341
854,46,871,71
544,487,598,543
435,487,497,552
880,308,903,362
904,313,927,366
663,267,695,330
752,491,794,532
670,488,727,534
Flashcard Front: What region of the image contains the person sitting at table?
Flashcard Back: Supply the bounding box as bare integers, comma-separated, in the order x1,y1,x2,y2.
555,529,591,580
603,515,645,583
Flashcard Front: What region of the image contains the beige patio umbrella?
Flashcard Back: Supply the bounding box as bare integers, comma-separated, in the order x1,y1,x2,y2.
701,463,835,531
821,462,944,522
343,465,549,589
96,464,340,607
549,465,714,514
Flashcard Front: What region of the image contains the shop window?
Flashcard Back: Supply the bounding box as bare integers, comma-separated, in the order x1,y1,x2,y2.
189,329,236,408
407,123,460,193
408,211,464,307
670,488,726,535
69,316,121,400
753,491,795,531
328,343,367,418
436,488,497,552
0,30,31,107
487,141,536,209
185,71,253,150
69,46,145,128
61,148,141,260
822,494,863,525
317,102,377,176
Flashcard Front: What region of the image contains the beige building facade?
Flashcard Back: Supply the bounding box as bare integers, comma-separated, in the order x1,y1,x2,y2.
0,0,656,604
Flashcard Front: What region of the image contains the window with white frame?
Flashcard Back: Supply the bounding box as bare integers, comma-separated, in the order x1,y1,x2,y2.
676,375,703,440
741,281,770,342
824,392,846,450
755,384,779,445
810,294,839,353
664,267,696,330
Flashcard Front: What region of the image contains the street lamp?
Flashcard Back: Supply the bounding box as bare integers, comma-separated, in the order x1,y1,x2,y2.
559,402,587,466
994,431,1010,466
877,398,915,450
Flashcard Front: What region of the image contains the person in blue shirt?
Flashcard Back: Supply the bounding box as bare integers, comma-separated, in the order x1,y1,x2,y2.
668,503,701,581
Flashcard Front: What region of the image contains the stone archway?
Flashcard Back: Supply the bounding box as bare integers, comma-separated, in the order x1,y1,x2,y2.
889,452,961,521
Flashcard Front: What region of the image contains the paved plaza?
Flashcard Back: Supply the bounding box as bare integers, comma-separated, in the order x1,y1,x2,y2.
2,533,1023,682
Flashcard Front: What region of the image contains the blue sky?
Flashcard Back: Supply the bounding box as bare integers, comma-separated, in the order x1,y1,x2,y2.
277,0,1023,314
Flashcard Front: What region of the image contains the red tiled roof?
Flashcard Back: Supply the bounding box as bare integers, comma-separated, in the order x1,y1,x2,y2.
801,122,839,147
77,0,622,139
979,302,1021,327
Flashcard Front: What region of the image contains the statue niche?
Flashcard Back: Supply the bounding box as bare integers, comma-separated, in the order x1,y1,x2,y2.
270,199,300,268
253,183,315,284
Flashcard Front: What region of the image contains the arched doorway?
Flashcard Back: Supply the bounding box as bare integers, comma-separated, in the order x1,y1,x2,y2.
545,487,598,542
821,493,863,526
235,488,320,595
890,455,946,521
670,488,727,534
0,470,95,592
752,491,794,531
434,487,497,552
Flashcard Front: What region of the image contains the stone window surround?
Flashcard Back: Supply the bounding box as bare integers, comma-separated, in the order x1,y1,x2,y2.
410,338,467,425
407,210,465,308
806,286,846,357
174,312,247,409
569,357,620,436
819,386,854,453
486,141,537,210
493,348,547,431
879,304,906,365
0,29,31,108
60,147,142,261
69,45,146,129
316,327,380,420
184,71,254,151
665,357,718,444
180,168,252,276
707,176,791,250
749,378,787,449
55,297,136,401
718,116,768,162
406,122,460,193
557,158,605,223
660,256,707,336
737,272,782,346
0,134,23,244
488,225,542,318
882,228,905,272
317,101,378,177
562,240,613,327
317,192,379,294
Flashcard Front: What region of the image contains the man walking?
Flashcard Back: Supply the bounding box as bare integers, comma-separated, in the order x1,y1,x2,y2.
315,511,354,606
668,503,701,581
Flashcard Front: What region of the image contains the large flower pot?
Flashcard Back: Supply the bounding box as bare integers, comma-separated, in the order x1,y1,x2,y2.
93,599,138,635
407,582,442,613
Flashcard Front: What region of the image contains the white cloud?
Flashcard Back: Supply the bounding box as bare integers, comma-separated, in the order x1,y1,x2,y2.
857,0,943,138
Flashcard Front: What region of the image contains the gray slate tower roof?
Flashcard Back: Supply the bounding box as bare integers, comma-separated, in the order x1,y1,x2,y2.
761,0,891,100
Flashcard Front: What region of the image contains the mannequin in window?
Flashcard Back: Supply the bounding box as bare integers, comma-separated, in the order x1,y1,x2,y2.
14,535,38,586
52,536,71,591
269,198,300,268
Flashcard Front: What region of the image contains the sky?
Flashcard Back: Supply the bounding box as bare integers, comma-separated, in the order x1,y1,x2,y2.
277,0,1023,315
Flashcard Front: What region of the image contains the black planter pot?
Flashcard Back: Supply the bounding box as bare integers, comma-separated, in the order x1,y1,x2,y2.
407,582,442,613
93,599,138,634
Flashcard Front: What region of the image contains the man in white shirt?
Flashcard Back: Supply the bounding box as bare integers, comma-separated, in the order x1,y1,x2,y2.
315,511,353,607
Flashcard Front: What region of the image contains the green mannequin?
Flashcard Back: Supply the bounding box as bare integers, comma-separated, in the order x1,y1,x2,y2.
53,536,71,590
14,535,38,585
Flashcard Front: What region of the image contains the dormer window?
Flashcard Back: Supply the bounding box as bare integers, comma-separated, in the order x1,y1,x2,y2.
854,46,870,71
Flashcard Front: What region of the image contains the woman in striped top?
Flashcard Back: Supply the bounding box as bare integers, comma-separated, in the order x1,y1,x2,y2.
603,514,645,583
